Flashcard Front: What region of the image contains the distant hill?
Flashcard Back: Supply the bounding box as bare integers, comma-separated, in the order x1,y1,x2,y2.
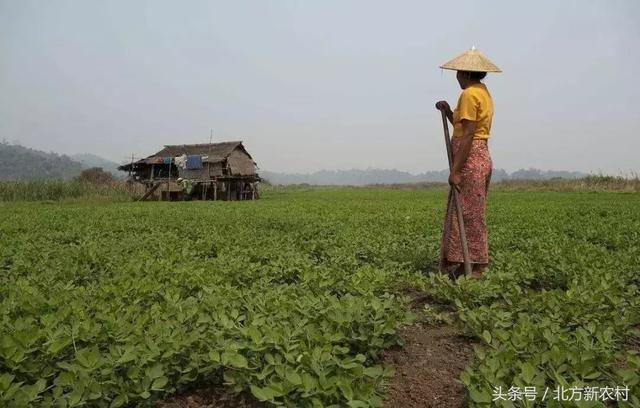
0,142,85,181
261,168,588,186
71,153,121,176
0,143,123,181
0,141,587,184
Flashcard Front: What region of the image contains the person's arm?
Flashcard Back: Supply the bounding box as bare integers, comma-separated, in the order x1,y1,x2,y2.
451,120,476,173
435,101,454,124
448,120,477,190
448,89,480,190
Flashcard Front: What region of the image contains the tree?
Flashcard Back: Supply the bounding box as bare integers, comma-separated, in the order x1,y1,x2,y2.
76,167,115,184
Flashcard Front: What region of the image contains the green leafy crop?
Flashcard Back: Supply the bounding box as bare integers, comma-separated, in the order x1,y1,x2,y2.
1,189,638,407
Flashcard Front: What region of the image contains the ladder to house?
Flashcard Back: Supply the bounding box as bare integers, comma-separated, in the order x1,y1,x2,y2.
138,182,162,201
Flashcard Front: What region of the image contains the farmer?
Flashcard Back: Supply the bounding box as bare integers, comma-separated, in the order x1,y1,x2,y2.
435,47,501,279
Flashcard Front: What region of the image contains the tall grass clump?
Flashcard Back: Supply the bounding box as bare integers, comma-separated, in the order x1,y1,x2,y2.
493,174,640,193
0,180,130,202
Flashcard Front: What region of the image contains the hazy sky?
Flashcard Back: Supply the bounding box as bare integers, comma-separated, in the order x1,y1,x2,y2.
1,0,639,174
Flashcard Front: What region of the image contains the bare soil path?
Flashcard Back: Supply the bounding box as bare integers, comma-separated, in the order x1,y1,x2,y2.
381,324,474,408
381,295,475,408
158,387,265,408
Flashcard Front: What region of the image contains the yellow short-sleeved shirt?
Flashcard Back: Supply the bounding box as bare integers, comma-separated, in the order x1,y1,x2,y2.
452,83,493,140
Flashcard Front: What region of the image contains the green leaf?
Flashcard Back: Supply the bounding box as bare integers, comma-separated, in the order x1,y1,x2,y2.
265,353,276,365
140,391,151,399
222,351,248,369
209,350,220,363
338,382,354,401
146,363,164,379
363,366,383,378
583,371,602,380
301,372,317,391
110,395,127,408
286,369,302,385
250,385,277,401
469,388,492,403
20,378,47,402
460,370,472,386
126,366,139,379
117,347,136,364
76,347,101,369
248,326,262,343
151,376,168,390
3,382,22,401
0,373,14,391
481,330,492,344
67,385,84,406
35,378,46,393
47,337,72,354
520,362,536,383
87,382,102,400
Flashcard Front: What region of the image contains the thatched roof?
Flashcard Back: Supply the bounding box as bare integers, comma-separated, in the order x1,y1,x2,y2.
119,141,256,169
155,141,245,160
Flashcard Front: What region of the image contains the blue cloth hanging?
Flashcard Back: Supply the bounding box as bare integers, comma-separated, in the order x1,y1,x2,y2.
185,155,203,169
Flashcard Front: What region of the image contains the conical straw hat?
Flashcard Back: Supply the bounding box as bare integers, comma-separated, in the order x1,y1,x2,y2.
440,46,501,73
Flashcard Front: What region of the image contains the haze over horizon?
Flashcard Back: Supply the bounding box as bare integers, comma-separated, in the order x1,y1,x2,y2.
2,0,639,175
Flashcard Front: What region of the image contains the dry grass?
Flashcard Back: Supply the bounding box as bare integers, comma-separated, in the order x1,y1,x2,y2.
3,175,638,202
0,180,132,202
268,176,640,193
364,175,640,193
492,175,640,193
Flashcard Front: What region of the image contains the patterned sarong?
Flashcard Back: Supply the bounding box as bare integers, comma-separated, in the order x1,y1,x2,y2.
440,138,492,271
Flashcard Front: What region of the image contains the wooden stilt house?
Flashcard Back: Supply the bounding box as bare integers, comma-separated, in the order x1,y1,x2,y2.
119,141,261,201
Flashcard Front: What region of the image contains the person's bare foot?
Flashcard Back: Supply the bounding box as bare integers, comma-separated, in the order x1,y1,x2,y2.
446,264,466,280
470,265,485,279
447,264,485,280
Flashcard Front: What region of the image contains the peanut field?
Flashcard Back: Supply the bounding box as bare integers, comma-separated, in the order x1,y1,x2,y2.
1,188,639,407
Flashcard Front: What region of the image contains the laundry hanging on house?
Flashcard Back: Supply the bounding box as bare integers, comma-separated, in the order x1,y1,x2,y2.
185,155,203,169
174,154,187,169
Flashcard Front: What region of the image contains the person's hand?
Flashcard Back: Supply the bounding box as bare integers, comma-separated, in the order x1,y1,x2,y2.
435,100,451,112
448,171,462,192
